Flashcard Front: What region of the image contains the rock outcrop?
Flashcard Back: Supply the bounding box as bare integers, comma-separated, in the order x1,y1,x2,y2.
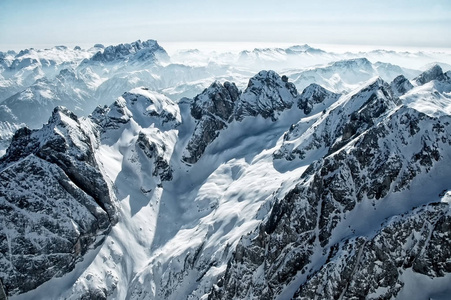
90,39,169,64
0,107,117,296
390,74,414,97
414,65,446,85
182,81,240,164
183,71,300,163
234,70,297,121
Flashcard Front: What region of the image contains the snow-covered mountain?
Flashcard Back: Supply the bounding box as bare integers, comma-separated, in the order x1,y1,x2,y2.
0,45,99,102
2,40,451,158
287,58,421,94
1,60,451,300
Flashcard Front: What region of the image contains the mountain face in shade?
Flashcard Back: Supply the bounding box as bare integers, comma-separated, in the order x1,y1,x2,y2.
390,74,414,97
0,107,117,295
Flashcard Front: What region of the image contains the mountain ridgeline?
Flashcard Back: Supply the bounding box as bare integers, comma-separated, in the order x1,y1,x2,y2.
0,43,451,300
0,40,449,158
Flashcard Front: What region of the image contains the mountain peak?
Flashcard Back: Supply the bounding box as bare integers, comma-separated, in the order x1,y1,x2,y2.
94,88,181,130
390,75,413,97
331,57,372,69
90,39,169,64
48,106,79,125
191,81,240,121
298,83,341,114
414,64,445,85
235,70,297,120
358,76,388,91
182,80,240,164
286,44,325,54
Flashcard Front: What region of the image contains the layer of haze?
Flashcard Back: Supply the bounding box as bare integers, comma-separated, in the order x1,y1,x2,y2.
1,0,450,51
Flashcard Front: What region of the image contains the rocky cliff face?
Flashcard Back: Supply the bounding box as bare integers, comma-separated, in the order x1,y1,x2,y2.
294,203,451,299
182,71,299,164
414,65,447,85
182,81,240,164
0,107,117,296
0,280,6,300
234,70,297,121
274,78,398,161
390,74,414,97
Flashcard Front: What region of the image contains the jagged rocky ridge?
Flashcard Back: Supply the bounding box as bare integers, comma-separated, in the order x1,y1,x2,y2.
293,203,451,299
2,40,440,158
89,39,169,64
0,65,450,299
0,87,183,297
183,70,297,163
182,81,240,164
414,64,447,85
210,67,451,299
0,40,169,131
0,107,117,295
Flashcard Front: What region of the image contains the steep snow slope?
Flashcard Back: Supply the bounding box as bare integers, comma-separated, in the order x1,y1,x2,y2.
3,66,451,300
211,68,451,300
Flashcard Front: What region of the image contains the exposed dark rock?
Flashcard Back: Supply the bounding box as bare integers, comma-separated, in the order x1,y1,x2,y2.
90,39,169,64
212,90,451,299
294,204,451,299
190,81,239,122
275,78,398,161
298,83,341,115
0,280,6,300
390,74,413,97
136,132,173,181
414,65,446,85
234,70,297,121
0,106,117,296
183,81,240,164
184,71,300,164
91,88,181,132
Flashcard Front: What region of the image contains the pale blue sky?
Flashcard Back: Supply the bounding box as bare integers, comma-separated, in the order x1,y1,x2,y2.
0,0,450,51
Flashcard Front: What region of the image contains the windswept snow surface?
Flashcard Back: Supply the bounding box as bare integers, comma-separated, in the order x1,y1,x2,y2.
403,80,451,117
